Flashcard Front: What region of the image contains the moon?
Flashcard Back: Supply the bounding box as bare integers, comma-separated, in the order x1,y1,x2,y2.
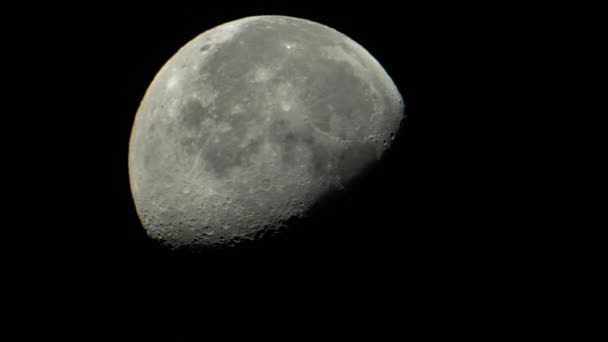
129,15,404,250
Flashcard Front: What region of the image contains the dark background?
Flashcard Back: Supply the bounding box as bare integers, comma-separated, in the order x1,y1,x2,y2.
18,2,599,316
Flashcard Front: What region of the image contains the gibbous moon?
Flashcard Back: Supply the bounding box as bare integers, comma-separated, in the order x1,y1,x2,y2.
129,15,404,249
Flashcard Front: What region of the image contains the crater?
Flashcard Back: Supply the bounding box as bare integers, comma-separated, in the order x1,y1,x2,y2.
251,66,274,83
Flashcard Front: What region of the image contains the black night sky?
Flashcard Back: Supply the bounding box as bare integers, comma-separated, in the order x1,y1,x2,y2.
18,2,598,318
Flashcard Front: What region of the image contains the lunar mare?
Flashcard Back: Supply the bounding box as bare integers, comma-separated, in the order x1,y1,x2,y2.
129,15,404,249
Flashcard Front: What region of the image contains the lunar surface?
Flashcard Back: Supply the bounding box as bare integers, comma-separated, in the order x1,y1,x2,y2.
129,15,404,250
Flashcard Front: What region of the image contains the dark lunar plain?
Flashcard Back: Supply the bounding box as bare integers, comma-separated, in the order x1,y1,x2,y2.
16,2,600,321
